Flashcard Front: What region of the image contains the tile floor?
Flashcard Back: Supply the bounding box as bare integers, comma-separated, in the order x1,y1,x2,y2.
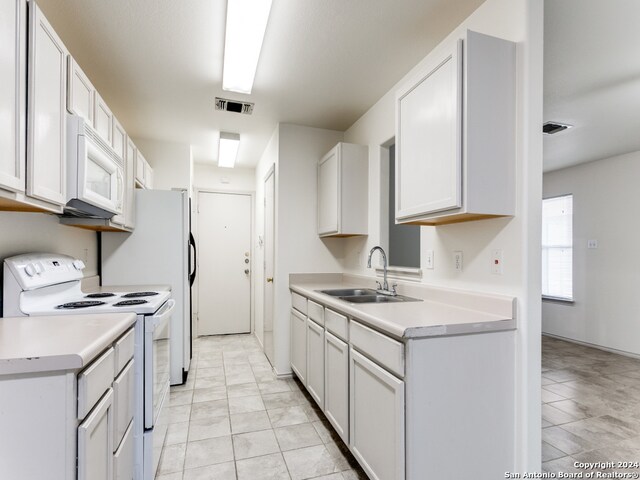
157,334,367,480
541,335,640,474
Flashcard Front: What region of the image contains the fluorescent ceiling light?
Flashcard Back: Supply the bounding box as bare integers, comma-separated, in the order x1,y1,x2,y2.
222,0,273,94
218,132,240,168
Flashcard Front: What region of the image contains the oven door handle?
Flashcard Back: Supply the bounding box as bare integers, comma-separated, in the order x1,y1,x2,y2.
146,299,175,332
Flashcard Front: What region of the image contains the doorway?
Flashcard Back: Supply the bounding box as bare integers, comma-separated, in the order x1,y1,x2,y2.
197,191,252,336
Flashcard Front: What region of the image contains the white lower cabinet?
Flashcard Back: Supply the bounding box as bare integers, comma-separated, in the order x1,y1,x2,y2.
114,422,134,480
78,389,114,480
290,309,307,383
350,348,405,480
324,331,349,444
306,317,325,409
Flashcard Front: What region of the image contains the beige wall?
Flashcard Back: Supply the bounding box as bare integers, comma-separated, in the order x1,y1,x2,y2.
193,164,256,192
136,139,192,191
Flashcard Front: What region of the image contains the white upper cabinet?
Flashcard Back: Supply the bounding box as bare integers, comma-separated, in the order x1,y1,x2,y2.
396,30,515,226
134,150,153,189
0,0,26,195
94,92,113,145
112,116,126,160
67,57,95,124
27,2,68,208
317,142,368,237
124,138,136,229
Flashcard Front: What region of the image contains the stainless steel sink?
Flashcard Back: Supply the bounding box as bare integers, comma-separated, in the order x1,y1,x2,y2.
318,288,377,297
339,294,422,304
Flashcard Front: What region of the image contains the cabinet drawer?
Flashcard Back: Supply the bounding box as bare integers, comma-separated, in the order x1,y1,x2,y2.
307,300,324,326
114,328,135,375
113,360,135,452
291,292,307,315
78,347,115,419
325,308,348,341
350,321,404,377
114,420,134,480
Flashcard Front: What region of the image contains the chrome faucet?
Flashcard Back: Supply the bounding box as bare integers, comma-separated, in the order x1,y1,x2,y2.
367,246,396,296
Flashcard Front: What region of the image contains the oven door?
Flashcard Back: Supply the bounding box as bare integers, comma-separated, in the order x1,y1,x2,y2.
144,299,175,429
78,132,124,215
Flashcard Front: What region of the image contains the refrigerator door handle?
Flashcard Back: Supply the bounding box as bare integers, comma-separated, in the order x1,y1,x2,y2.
189,233,197,286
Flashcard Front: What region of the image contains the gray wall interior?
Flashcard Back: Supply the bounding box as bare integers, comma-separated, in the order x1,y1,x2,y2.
388,145,421,268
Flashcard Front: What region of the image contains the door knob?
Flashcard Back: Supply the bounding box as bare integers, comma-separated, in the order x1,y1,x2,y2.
244,269,250,274
266,277,273,283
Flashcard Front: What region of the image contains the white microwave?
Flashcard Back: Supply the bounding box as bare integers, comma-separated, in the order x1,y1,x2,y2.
66,114,124,218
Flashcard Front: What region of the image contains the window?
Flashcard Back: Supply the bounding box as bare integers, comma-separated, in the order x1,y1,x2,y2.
542,194,573,301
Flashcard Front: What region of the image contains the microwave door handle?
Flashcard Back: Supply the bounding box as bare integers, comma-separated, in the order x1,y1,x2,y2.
116,169,124,210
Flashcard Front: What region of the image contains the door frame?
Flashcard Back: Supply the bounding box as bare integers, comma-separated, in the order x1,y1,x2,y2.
194,188,255,338
262,166,276,357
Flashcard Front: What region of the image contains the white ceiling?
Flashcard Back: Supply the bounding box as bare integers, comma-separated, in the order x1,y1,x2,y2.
38,0,485,167
544,0,640,172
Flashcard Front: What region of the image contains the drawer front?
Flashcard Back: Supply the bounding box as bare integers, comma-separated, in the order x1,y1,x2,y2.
291,291,307,315
78,347,115,419
113,420,134,480
325,308,348,341
350,321,404,377
113,359,135,451
307,300,324,326
114,328,135,375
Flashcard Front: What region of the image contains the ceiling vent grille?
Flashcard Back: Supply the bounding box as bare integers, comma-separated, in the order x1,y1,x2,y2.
215,97,254,115
543,121,573,135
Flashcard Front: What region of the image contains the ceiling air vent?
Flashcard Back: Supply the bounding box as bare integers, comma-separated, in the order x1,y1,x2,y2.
215,97,254,115
543,121,572,135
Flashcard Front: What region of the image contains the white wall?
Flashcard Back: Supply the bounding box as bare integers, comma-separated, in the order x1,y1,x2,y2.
0,212,98,312
543,151,640,356
135,139,192,191
193,164,256,192
341,0,543,471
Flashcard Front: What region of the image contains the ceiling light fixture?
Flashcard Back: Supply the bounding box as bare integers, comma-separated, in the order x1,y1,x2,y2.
222,0,273,94
218,132,240,168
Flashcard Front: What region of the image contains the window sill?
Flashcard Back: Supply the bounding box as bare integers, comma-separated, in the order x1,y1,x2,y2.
542,295,574,305
375,266,422,282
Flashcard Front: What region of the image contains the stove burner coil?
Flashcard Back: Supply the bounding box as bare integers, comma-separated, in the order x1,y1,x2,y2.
85,293,116,298
122,292,159,298
56,301,106,309
114,299,149,306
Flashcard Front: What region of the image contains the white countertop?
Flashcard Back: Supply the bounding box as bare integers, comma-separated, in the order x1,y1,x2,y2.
0,313,137,375
289,274,516,340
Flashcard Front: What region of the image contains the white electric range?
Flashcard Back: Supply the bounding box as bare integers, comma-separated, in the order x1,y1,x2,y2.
2,253,173,480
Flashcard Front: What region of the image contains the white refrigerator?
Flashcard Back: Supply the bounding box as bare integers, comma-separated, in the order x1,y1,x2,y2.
101,189,195,385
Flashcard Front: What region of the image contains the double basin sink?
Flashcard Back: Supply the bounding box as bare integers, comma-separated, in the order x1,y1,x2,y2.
318,288,422,304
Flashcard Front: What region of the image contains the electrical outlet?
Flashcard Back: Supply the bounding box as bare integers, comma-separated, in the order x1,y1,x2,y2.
491,249,503,275
425,250,434,269
587,239,598,249
453,251,463,272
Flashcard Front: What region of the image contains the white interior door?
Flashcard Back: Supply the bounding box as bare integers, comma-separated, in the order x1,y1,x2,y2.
263,169,275,363
197,191,252,336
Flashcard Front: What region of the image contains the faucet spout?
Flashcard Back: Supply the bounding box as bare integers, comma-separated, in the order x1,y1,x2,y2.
367,246,392,294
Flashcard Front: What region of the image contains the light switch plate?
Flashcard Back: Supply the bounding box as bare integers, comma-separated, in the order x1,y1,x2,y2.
425,250,434,269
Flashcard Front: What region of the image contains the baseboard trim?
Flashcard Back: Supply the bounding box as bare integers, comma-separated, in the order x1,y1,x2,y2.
542,333,640,360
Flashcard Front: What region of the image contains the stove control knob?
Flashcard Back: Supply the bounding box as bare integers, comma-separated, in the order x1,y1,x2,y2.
73,260,86,271
34,262,44,274
24,264,37,277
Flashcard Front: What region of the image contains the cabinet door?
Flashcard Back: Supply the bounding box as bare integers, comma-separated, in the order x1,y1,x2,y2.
350,348,404,480
94,92,113,145
112,360,134,451
27,3,68,206
135,150,145,187
78,388,114,480
124,138,136,228
290,309,307,384
113,421,133,480
317,147,339,235
396,41,462,220
112,117,126,160
306,318,324,409
0,0,26,193
144,160,153,189
324,331,348,443
67,57,94,124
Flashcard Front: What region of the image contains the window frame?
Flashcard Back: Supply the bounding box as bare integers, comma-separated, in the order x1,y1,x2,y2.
541,193,574,303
